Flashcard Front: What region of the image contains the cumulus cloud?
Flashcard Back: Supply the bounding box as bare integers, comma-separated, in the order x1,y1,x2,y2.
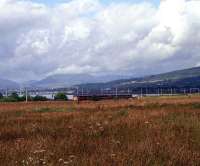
0,0,200,81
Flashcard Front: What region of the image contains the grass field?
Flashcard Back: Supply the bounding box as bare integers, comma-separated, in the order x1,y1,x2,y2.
0,96,200,165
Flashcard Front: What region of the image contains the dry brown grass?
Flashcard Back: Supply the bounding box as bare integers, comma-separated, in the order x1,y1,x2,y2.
0,96,200,165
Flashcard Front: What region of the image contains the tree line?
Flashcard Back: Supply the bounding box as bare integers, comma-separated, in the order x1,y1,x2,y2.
0,92,68,102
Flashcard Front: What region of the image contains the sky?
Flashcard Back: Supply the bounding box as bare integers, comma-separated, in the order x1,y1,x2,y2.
33,0,160,6
0,0,200,82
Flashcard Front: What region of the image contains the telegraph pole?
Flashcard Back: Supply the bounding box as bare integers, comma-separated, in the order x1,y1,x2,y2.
184,88,186,95
76,87,79,96
25,88,28,103
145,87,148,96
116,88,118,97
160,88,163,96
19,87,22,97
101,88,103,95
81,88,83,96
6,88,8,97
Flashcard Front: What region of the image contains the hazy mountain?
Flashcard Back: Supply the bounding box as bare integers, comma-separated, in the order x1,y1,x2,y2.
0,78,19,89
21,80,39,88
78,67,200,89
13,66,200,89
28,74,130,88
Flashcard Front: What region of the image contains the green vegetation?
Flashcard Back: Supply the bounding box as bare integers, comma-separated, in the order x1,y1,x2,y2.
0,93,3,99
19,95,32,102
0,92,20,102
34,107,55,113
33,107,69,113
10,92,19,100
54,92,68,101
33,95,48,101
0,93,48,102
0,97,18,102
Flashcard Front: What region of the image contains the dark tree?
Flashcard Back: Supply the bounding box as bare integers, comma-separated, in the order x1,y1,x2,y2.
54,93,68,101
9,92,20,100
0,93,3,99
33,95,48,101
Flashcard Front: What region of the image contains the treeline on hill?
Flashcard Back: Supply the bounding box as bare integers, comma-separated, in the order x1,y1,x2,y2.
0,92,68,102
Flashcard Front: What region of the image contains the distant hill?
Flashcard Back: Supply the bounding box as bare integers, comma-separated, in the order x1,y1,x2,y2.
78,67,200,89
0,78,19,89
27,74,130,88
5,66,200,90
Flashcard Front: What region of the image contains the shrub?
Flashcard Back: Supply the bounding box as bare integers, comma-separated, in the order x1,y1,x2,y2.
33,95,48,101
0,97,18,102
18,95,33,102
0,92,21,102
9,92,20,101
54,93,68,101
92,95,100,101
0,93,34,102
0,93,3,99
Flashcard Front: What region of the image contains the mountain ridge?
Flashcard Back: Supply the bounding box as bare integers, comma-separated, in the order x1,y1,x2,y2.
77,66,200,89
27,74,130,88
0,78,19,89
1,66,200,89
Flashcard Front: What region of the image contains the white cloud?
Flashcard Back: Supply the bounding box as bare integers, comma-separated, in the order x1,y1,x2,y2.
0,0,200,81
